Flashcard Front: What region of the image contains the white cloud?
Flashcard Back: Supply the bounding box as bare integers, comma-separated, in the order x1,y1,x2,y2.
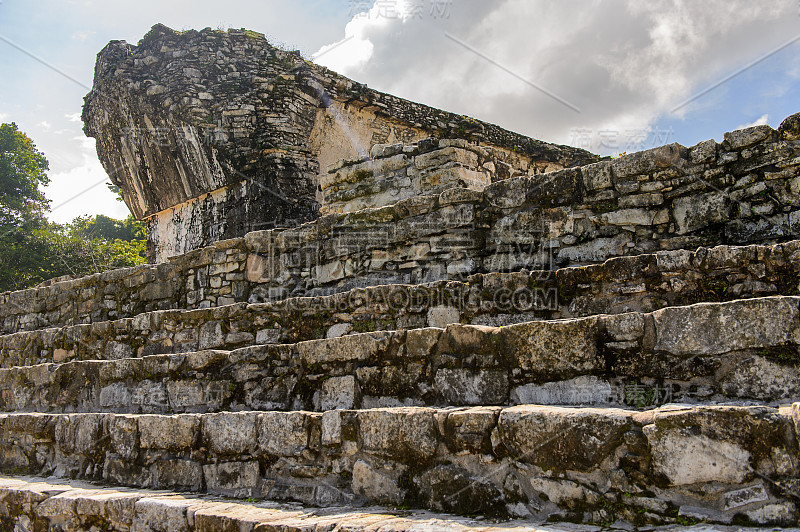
313,0,797,153
312,16,378,71
43,136,131,224
7,0,799,226
735,114,769,131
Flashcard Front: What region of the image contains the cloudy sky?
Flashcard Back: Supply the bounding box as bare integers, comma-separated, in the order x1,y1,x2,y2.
1,0,799,223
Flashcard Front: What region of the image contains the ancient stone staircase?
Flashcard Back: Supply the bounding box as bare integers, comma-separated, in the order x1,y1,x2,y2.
2,118,800,529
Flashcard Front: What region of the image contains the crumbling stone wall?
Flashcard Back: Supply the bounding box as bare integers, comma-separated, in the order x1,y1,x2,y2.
4,117,800,334
0,404,796,523
323,139,504,214
3,239,798,369
3,295,800,414
83,24,594,262
247,120,800,296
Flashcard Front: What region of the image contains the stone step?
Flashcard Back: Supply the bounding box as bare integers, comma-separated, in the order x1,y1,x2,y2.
0,404,797,525
0,475,604,532
2,296,799,414
3,239,799,369
3,476,764,532
4,121,800,335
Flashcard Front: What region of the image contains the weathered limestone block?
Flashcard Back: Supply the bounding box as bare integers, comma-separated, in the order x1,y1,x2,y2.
779,111,800,140
426,305,460,328
433,368,509,405
643,406,798,486
414,165,489,193
672,191,729,234
413,464,505,516
106,415,139,462
442,406,500,454
0,414,57,470
500,317,602,379
324,154,410,189
690,138,718,164
601,207,659,226
351,459,406,504
581,161,614,191
133,495,195,531
297,330,396,364
497,405,632,471
724,125,775,150
437,323,498,357
137,415,198,451
35,488,139,528
202,461,260,497
317,375,359,410
415,147,479,170
202,412,258,455
151,459,203,491
653,297,800,355
358,407,439,463
721,356,800,400
258,411,316,457
510,376,614,406
55,414,104,455
558,235,631,264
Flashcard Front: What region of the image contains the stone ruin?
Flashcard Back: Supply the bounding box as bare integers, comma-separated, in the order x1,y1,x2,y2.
82,23,594,263
0,23,799,530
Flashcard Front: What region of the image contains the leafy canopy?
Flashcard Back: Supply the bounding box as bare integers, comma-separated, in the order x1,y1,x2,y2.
0,122,50,225
0,123,147,293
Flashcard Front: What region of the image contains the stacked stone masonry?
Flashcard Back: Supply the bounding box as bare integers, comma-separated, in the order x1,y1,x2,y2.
321,139,503,214
2,239,798,368
2,24,800,528
0,405,797,525
83,24,594,261
4,118,800,333
1,296,800,415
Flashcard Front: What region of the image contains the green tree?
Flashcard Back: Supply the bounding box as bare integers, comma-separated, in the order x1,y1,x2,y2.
0,122,50,225
0,122,53,290
71,214,146,242
0,123,147,292
33,221,147,280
